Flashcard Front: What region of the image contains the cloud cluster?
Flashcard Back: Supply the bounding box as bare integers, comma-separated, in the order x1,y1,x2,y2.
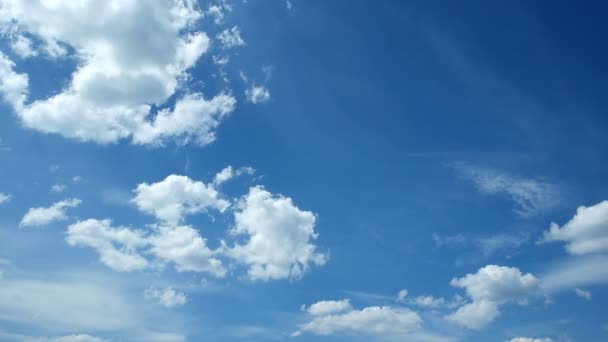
446,265,540,329
66,169,326,281
0,0,237,145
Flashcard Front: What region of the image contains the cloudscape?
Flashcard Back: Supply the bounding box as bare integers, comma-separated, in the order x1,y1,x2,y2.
0,1,607,341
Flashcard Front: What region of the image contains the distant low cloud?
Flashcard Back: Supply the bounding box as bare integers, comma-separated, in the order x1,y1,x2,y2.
20,198,81,227
505,338,553,342
451,162,559,217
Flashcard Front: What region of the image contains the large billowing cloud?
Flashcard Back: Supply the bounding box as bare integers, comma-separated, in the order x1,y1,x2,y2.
0,0,236,145
541,200,608,255
446,265,540,330
224,186,327,281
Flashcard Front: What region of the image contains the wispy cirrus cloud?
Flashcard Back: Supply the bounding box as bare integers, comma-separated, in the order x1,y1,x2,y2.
451,162,559,217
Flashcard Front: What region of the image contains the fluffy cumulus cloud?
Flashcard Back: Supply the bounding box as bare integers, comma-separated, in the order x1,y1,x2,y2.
452,163,558,217
541,200,608,255
446,265,540,330
132,174,230,225
225,186,327,281
144,287,187,308
293,301,421,337
20,198,81,227
506,338,553,342
66,219,225,276
0,0,237,145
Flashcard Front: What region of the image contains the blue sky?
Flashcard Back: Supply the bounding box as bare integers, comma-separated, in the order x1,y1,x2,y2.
0,1,607,341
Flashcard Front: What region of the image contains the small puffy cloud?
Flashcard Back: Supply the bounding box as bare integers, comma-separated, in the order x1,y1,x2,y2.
446,265,540,330
132,174,229,225
574,288,591,300
66,219,225,276
293,301,422,337
225,186,327,281
212,165,255,187
207,3,231,25
1,1,237,146
541,201,608,255
305,299,352,316
217,26,246,48
452,162,558,217
144,287,187,308
20,198,81,227
245,85,270,104
505,338,553,342
0,192,11,204
397,289,409,302
50,184,67,193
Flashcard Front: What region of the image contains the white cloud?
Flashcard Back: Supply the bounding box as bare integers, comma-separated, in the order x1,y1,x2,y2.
305,299,352,316
574,288,591,300
446,265,540,330
212,165,255,187
225,186,327,281
452,163,558,217
541,201,608,255
20,198,81,227
245,85,270,104
144,287,187,308
217,26,245,48
132,174,229,225
0,0,237,145
475,233,528,258
207,4,230,25
0,52,28,110
0,192,11,204
446,300,498,330
66,219,225,276
397,289,409,302
505,338,553,342
10,34,37,58
51,184,67,193
411,295,446,309
148,225,225,276
66,219,149,272
293,301,422,338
